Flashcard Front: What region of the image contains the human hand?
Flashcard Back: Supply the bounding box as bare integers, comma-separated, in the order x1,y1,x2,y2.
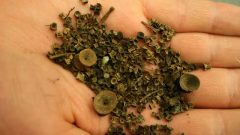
0,0,240,135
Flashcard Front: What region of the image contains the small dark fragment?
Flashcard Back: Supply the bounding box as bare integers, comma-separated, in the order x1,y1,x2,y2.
81,0,88,4
74,11,81,18
136,32,145,40
134,124,173,135
107,126,126,135
203,64,211,70
49,22,57,31
90,3,102,15
100,6,115,23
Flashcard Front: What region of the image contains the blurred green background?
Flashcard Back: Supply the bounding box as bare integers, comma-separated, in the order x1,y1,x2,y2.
214,0,240,5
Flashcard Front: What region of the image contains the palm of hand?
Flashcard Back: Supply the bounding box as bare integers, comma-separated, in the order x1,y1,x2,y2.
0,0,240,135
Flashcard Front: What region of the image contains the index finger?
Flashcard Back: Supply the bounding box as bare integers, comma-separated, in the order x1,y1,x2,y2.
143,0,240,35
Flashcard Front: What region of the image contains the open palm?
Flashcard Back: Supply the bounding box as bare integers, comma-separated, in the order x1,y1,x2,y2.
0,0,240,135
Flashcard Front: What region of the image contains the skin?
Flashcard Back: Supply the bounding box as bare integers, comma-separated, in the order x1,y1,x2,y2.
0,0,240,134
